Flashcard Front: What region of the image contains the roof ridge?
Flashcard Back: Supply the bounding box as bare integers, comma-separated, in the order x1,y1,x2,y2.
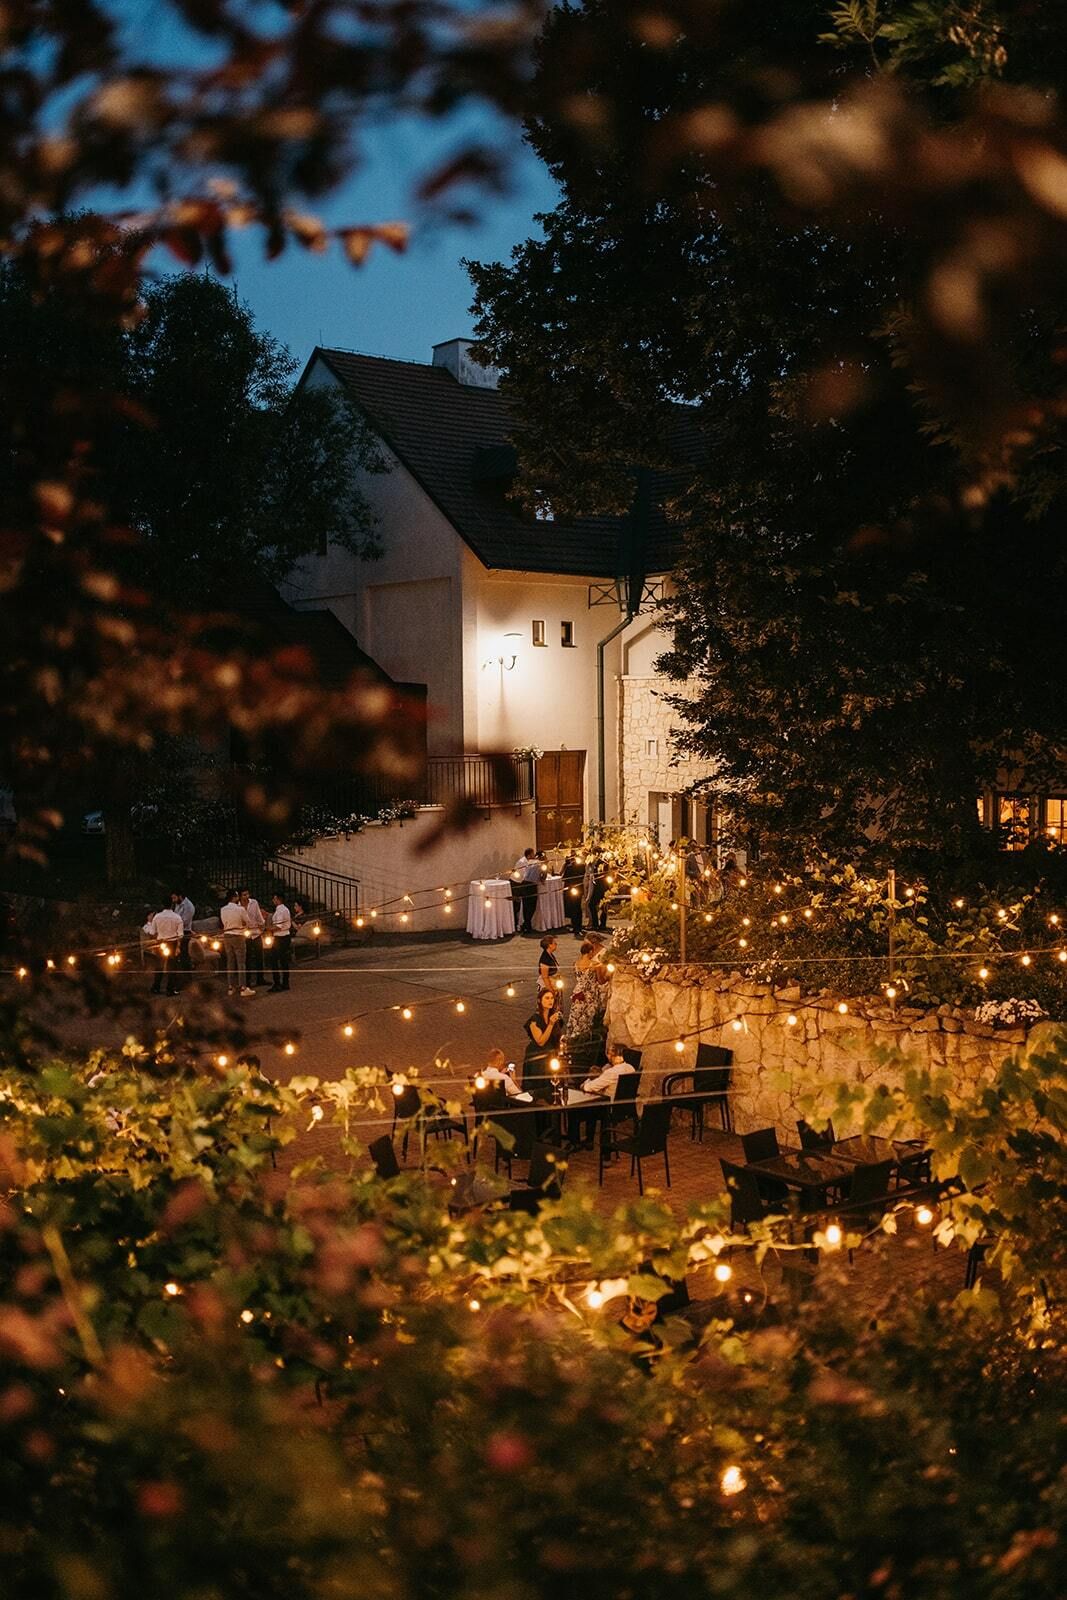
317,344,443,372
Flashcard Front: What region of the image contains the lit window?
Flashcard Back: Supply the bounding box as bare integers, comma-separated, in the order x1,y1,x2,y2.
1045,796,1067,845
561,620,576,647
532,620,546,647
996,793,1031,851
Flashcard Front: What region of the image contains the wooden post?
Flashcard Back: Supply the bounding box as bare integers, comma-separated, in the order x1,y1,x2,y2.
887,866,896,987
677,847,687,964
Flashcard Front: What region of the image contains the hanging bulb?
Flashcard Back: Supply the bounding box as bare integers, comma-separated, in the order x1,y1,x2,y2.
824,1223,843,1248
837,1001,849,1015
392,1081,405,1097
915,1205,934,1227
283,1042,296,1056
585,1286,604,1310
786,1014,798,1027
216,1053,229,1068
505,984,516,997
473,1074,487,1090
886,985,897,1000
401,1007,413,1020
731,1018,743,1032
1021,954,1032,967
400,912,409,923
713,1262,732,1283
720,1465,746,1496
954,898,965,909
455,1000,466,1014
803,908,813,920
356,917,364,928
674,1039,685,1053
978,966,990,980
342,1023,354,1038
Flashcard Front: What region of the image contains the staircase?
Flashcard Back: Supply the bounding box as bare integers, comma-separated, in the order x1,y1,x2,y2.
201,851,362,950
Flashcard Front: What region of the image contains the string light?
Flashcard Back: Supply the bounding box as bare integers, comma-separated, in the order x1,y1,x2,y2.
1021,954,1032,967
803,908,813,920
283,1042,296,1056
468,1298,481,1312
978,966,990,980
674,1040,685,1053
342,1023,354,1038
786,1014,798,1027
549,1058,561,1073
66,954,76,967
837,1001,849,1015
584,1286,604,1309
1059,950,1067,963
915,1205,934,1227
309,1104,324,1123
210,939,221,952
713,1262,732,1283
473,1074,487,1090
824,1223,843,1249
16,966,27,980
731,1018,743,1032
885,985,898,1000
1050,914,1060,927
455,1000,466,1014
400,912,409,924
738,937,748,949
163,1281,181,1297
720,1465,746,1496
240,1309,254,1324
391,1081,405,1097
954,898,965,909
401,1007,413,1020
370,910,378,920
355,916,364,927
505,984,516,997
216,1053,229,1068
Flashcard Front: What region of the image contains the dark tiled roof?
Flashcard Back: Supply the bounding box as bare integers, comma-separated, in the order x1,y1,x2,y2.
314,347,687,578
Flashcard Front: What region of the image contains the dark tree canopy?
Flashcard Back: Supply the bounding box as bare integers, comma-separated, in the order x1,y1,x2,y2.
469,0,1067,858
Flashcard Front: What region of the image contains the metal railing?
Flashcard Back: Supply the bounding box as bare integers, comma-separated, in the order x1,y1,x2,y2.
200,851,361,952
426,753,534,809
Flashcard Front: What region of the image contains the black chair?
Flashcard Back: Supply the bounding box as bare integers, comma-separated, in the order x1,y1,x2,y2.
845,1159,895,1260
489,1103,535,1177
893,1142,933,1190
797,1118,835,1151
391,1082,467,1161
964,1239,987,1289
508,1141,566,1212
472,1082,508,1126
719,1159,768,1228
663,1044,734,1139
619,1047,643,1071
741,1126,779,1164
608,1067,642,1135
368,1135,400,1179
600,1100,672,1195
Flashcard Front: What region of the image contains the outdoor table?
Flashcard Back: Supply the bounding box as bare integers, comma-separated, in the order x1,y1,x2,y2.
533,874,565,931
466,878,516,940
830,1134,932,1186
748,1149,855,1209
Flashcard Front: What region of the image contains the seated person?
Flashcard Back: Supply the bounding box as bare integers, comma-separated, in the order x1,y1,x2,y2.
482,1048,525,1098
569,1045,636,1151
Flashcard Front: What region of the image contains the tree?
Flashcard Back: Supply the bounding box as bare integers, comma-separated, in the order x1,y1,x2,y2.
468,0,1067,859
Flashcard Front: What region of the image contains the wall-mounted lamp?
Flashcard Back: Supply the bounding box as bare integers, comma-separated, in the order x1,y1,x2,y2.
483,631,522,672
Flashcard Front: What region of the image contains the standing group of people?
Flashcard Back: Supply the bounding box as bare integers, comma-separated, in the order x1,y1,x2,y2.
509,845,613,939
143,886,298,998
678,845,745,907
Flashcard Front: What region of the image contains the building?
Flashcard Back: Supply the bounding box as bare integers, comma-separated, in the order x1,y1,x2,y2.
280,337,718,852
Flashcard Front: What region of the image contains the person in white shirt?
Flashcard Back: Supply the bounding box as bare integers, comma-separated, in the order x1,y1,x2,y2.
482,1048,525,1099
572,1047,637,1150
268,892,292,992
239,887,267,988
171,890,195,982
219,890,255,998
144,902,184,997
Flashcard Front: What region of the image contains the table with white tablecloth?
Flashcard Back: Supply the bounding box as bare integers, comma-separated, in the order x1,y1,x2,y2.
466,878,517,940
533,874,565,931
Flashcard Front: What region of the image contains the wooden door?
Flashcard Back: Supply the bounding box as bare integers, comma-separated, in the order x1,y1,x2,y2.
535,750,585,850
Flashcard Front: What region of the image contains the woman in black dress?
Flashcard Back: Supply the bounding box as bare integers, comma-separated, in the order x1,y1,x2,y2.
523,986,564,1101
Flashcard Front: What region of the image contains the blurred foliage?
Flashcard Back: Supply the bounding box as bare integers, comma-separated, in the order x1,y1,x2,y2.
0,1043,1063,1597
469,0,1067,857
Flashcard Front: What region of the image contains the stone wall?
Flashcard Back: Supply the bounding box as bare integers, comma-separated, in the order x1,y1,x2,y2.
606,965,1032,1140
618,675,716,820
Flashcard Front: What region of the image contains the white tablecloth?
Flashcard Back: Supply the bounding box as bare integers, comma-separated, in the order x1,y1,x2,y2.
533,875,565,931
466,878,517,940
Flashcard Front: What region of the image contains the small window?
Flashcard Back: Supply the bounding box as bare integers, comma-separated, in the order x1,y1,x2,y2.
645,738,658,758
560,620,576,647
532,620,546,647
996,793,1031,852
1045,797,1067,846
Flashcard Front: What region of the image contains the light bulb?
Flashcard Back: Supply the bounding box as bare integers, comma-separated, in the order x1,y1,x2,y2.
1021,954,1031,967
401,1007,412,1020
283,1042,296,1056
742,917,751,927
310,1104,324,1122
739,877,747,887
713,1262,732,1283
163,1281,181,1297
720,1464,746,1496
1058,950,1067,963
954,898,965,909
824,1223,842,1248
211,939,221,951
468,1298,480,1312
549,1057,560,1072
978,966,990,980
584,1286,604,1310
505,984,516,997
240,1309,254,1324
46,958,55,970
16,966,27,980
606,962,615,973
342,1023,354,1038
803,908,813,919
837,1002,849,1015
905,887,915,900
444,904,452,914
1050,914,1060,926
370,909,377,919
455,1000,466,1013
66,954,76,967
778,914,788,926
786,1014,798,1027
738,937,748,949
915,1205,934,1226
391,1081,405,1097
886,985,897,1000
474,1074,487,1090
444,889,452,899
773,884,782,895
216,1053,229,1067
355,916,364,928
674,1040,685,1053
731,1018,743,1032
400,912,409,923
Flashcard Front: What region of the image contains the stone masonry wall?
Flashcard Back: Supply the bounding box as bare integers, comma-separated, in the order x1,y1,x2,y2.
606,965,1033,1140
618,675,716,821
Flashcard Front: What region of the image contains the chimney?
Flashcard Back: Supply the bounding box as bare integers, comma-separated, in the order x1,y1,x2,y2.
431,338,500,389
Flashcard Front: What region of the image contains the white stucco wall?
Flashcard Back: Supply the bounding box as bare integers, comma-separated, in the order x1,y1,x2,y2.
281,356,468,754
287,803,536,932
